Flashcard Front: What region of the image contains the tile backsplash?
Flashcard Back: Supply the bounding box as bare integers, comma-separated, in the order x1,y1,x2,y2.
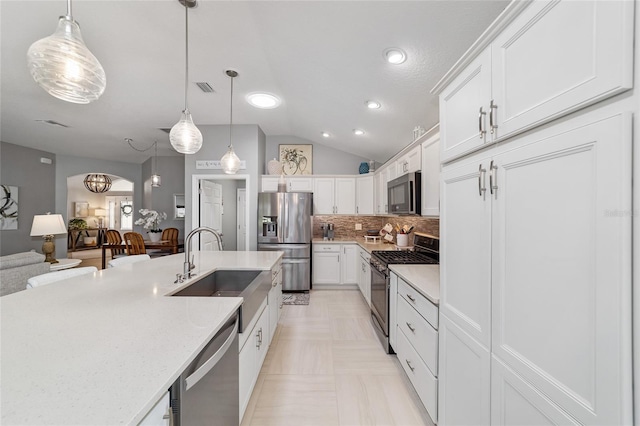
313,215,439,240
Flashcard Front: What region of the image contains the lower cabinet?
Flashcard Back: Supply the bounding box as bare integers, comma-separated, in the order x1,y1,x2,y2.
268,262,283,344
393,275,439,423
312,243,358,286
239,303,270,420
357,249,371,306
138,391,170,426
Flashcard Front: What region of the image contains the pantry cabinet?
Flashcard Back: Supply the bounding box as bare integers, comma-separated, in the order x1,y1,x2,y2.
440,111,633,424
437,0,634,163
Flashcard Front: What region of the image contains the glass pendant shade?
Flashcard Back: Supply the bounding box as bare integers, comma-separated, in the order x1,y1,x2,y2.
170,109,203,154
27,16,106,104
151,174,161,187
221,146,241,174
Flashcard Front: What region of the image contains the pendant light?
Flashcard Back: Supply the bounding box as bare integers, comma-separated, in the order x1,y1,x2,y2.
27,0,106,104
151,141,162,187
220,70,241,174
169,0,202,154
84,174,112,193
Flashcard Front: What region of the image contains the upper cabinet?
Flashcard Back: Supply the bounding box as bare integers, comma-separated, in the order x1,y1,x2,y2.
356,175,374,215
421,133,440,217
261,176,313,192
396,145,422,177
313,177,356,215
437,0,634,163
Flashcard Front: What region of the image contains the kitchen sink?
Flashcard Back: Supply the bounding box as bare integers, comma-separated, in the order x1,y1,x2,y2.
170,269,271,333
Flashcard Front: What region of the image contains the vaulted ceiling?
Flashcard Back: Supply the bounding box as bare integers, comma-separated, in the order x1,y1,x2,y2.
1,0,509,164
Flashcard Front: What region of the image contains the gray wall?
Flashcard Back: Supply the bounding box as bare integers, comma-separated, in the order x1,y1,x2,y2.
0,142,57,255
266,135,374,175
143,155,186,238
185,124,265,251
55,155,142,259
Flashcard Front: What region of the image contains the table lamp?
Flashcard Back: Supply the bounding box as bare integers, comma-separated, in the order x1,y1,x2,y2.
93,208,107,228
30,213,67,263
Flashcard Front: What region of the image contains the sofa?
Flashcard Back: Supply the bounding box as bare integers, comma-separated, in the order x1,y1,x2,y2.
0,252,50,296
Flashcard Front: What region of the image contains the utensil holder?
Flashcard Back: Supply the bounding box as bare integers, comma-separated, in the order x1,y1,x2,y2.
396,233,409,247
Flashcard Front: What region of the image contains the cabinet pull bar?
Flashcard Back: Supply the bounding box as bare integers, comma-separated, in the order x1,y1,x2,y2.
489,160,498,198
478,107,486,139
406,294,415,302
405,359,415,372
478,164,486,197
490,100,498,134
406,322,416,332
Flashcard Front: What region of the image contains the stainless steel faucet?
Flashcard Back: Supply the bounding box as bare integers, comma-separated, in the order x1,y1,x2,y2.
180,226,224,281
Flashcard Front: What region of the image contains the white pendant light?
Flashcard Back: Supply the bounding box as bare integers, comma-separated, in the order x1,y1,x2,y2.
169,0,202,154
27,0,106,104
221,70,241,175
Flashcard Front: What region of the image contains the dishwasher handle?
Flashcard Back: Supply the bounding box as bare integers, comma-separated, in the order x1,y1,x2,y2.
184,316,239,391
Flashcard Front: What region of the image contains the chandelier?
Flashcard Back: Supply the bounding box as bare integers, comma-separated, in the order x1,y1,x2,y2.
83,174,112,193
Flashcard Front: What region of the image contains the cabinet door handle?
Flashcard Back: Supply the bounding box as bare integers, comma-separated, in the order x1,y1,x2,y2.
490,99,498,134
478,106,486,139
405,359,415,372
489,160,498,198
478,164,486,197
406,322,416,332
356,206,359,214
406,294,415,303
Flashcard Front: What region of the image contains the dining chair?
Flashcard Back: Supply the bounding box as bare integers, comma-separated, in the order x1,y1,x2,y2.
123,232,146,255
26,267,98,289
105,229,125,258
108,254,150,268
162,228,179,242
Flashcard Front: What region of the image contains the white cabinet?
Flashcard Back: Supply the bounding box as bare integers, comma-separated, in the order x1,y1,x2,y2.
375,168,388,214
261,176,312,192
395,145,421,176
357,249,371,306
268,262,282,345
138,392,170,426
421,132,440,217
239,303,270,420
356,175,374,215
313,243,357,286
437,0,633,162
341,244,358,285
313,177,356,214
440,112,633,424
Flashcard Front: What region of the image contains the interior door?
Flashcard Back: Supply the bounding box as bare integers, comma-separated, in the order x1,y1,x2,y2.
236,188,246,251
200,180,223,251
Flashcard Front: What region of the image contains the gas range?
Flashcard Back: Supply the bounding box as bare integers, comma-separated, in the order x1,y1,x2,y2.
370,234,439,274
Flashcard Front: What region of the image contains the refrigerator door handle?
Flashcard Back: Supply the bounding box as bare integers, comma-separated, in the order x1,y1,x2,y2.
282,258,309,264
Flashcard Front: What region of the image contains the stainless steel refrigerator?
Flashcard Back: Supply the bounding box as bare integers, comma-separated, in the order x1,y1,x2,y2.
258,192,312,292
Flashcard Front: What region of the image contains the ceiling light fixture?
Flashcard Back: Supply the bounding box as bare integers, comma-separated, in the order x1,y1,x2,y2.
27,0,106,104
83,174,112,193
321,132,330,138
220,70,242,175
366,100,381,109
353,129,365,136
383,48,407,65
126,138,161,187
169,0,202,154
247,93,281,109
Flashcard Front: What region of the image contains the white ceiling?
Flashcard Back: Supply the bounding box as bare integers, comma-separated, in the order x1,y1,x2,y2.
1,0,509,165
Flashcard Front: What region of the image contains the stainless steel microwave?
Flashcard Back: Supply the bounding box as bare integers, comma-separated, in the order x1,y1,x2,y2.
388,172,421,215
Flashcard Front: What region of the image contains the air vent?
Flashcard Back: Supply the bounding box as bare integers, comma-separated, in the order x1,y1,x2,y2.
196,82,214,93
35,119,69,128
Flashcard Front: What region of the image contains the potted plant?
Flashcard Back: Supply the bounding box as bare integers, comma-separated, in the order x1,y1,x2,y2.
134,209,167,242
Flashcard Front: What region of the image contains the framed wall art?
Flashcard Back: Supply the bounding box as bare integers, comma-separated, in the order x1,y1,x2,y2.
74,202,89,218
0,185,18,230
279,144,312,175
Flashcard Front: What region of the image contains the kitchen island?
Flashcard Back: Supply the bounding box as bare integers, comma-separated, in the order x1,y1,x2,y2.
0,250,282,425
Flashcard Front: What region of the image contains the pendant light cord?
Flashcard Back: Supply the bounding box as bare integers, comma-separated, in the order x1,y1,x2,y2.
154,141,158,174
184,1,189,111
229,75,234,148
66,0,72,17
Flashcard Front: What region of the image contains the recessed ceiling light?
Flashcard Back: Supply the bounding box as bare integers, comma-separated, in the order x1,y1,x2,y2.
321,132,330,138
247,93,281,109
353,129,365,136
384,48,407,64
366,100,381,109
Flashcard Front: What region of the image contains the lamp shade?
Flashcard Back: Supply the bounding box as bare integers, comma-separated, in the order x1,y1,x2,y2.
30,214,67,236
92,208,107,217
27,16,106,104
221,146,241,175
170,110,203,154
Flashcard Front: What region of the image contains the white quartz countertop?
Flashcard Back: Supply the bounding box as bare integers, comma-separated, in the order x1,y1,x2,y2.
389,264,440,305
0,251,282,426
312,237,399,253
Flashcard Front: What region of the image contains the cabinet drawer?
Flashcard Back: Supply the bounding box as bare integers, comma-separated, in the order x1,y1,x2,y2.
398,278,438,330
313,244,341,253
396,326,438,423
397,295,438,376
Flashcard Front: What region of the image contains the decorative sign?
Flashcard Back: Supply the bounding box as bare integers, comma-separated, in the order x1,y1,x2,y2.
196,160,247,170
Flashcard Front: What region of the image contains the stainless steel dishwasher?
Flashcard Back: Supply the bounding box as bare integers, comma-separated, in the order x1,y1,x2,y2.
169,311,239,426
